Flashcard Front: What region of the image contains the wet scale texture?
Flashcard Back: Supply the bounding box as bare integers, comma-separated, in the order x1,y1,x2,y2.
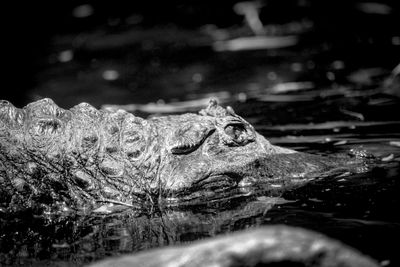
1,98,353,213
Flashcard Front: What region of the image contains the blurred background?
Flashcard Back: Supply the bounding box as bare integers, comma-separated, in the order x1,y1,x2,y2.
2,0,400,109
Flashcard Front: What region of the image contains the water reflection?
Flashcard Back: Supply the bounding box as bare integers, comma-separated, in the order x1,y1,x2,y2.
1,157,399,266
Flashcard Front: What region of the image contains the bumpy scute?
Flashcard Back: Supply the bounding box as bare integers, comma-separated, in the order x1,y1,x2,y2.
68,103,102,155
20,99,72,155
100,110,124,156
99,159,125,177
0,100,24,130
120,113,147,161
0,99,157,209
24,98,63,118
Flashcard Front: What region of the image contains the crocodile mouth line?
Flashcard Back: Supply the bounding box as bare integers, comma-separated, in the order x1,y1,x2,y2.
165,172,243,200
163,173,254,206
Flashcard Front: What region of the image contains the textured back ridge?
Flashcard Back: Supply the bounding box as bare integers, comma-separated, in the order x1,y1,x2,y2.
0,99,154,210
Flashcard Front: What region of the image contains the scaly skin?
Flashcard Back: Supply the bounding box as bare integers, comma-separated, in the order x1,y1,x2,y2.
0,98,349,211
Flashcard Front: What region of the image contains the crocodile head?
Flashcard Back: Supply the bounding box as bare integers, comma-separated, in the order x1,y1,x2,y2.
151,99,329,202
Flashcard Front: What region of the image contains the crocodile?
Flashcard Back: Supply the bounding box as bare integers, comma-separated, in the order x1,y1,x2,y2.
0,98,364,211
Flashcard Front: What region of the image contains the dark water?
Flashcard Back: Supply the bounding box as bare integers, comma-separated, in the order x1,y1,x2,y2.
1,1,400,266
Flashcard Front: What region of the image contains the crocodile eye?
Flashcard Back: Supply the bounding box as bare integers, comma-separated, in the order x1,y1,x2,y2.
169,125,215,155
224,123,247,144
